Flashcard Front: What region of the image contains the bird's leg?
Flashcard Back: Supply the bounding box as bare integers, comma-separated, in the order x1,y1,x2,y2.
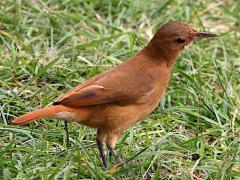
106,144,124,165
96,129,108,168
96,140,108,168
108,149,112,163
106,132,124,166
64,121,69,148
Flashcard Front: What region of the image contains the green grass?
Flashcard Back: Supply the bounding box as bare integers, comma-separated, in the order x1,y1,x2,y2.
0,0,240,179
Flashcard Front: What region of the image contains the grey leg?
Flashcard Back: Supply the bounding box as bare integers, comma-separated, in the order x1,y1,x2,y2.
97,140,109,168
107,145,124,165
64,121,69,148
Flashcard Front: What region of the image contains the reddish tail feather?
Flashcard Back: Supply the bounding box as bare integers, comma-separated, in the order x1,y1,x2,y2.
11,105,68,125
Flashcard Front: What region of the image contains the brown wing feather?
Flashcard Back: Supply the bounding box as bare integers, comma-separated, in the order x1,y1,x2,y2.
54,59,154,107
59,85,114,107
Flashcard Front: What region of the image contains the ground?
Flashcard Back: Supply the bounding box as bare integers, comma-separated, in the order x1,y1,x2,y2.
0,0,239,179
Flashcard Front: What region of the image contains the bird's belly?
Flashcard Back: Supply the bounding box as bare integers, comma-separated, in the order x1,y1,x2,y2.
78,89,165,130
85,98,162,130
83,104,139,130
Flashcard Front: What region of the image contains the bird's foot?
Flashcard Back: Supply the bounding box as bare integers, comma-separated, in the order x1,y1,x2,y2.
107,145,126,167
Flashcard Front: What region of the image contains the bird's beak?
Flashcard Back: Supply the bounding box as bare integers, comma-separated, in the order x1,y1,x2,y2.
195,32,217,40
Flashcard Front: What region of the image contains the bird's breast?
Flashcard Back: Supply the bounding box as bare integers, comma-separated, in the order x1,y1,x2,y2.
136,84,167,120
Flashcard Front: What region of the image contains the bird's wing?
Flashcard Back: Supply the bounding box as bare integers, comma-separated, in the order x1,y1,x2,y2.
54,65,116,103
55,84,118,107
55,78,98,103
54,68,153,107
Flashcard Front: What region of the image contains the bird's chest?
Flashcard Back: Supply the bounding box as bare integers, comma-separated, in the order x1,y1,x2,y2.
136,82,167,119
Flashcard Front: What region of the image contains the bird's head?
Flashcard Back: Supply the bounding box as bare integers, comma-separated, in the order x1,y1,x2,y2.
147,21,217,64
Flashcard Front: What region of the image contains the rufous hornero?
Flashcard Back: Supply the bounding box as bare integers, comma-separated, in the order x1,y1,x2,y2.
12,21,217,168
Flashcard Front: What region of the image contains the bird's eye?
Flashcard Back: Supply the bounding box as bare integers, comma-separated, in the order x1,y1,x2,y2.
176,38,186,44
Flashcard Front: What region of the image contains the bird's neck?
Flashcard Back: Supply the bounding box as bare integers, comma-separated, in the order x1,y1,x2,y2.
142,40,180,67
133,48,175,82
129,49,174,96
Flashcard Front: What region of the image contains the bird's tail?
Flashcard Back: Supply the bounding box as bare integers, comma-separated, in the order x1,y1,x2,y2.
11,105,74,125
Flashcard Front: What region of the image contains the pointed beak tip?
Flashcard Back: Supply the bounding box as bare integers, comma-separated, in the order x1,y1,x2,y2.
195,32,218,39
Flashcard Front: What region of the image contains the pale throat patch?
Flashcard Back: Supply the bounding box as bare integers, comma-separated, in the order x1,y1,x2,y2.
54,111,77,120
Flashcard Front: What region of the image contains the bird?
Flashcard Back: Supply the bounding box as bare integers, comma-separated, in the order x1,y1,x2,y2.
11,21,217,168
